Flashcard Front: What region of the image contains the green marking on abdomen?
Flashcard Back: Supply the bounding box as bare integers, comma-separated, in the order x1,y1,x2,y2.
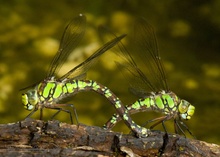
162,94,175,108
131,101,141,110
123,114,128,121
104,89,113,97
141,97,152,108
53,84,63,98
92,81,101,90
66,82,77,93
65,79,150,137
42,82,56,98
62,85,68,93
78,81,88,89
155,96,164,109
115,100,121,108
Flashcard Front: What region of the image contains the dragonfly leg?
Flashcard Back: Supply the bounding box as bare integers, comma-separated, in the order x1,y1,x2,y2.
141,115,176,135
40,108,43,120
175,119,196,138
174,119,179,134
25,107,39,120
142,116,167,128
161,120,168,134
174,119,186,137
49,107,73,124
151,116,173,131
46,104,78,124
180,121,196,138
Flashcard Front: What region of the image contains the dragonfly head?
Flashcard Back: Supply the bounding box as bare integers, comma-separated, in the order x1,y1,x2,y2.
178,99,195,120
22,89,38,111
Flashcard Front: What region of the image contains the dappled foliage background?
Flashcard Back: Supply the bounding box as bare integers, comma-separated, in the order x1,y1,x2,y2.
0,0,220,144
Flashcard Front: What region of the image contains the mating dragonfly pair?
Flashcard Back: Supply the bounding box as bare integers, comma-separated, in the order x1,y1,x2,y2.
21,14,195,138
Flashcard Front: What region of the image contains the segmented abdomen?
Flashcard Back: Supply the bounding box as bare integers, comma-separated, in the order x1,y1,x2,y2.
104,91,180,130
37,79,149,137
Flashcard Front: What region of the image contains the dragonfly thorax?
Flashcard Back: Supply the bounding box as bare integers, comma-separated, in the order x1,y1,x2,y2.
22,89,38,111
178,99,195,120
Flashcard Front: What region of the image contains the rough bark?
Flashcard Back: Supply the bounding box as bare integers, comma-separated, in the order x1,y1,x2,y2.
0,119,219,157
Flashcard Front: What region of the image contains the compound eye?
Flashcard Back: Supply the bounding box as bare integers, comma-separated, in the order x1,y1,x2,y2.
21,91,38,111
22,94,29,108
179,100,189,114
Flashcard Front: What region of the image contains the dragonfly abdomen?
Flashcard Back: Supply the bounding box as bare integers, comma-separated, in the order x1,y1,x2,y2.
103,91,181,130
63,79,150,137
69,79,122,107
132,92,180,115
37,79,122,107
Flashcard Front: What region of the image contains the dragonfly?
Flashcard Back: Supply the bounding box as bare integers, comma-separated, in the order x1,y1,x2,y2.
21,14,132,125
103,17,195,137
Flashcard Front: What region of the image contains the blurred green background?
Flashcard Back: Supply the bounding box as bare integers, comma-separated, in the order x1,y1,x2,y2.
0,1,220,145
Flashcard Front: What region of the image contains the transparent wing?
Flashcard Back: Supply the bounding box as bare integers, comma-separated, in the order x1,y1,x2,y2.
47,14,86,77
130,17,168,92
98,17,169,96
60,34,126,80
115,61,153,97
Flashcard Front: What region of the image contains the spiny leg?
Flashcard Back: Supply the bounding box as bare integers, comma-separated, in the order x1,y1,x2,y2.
46,104,78,124
50,108,73,124
174,119,196,138
174,119,186,137
141,116,172,135
179,121,195,138
174,119,180,134
129,116,169,136
153,116,173,135
142,116,167,128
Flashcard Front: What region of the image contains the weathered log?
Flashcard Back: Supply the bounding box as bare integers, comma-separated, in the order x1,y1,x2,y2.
0,119,219,157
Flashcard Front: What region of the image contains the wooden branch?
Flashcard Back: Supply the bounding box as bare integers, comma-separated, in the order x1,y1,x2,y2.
0,119,219,156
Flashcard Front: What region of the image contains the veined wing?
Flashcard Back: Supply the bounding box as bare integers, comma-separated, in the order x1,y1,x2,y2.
60,34,126,80
20,14,86,91
116,17,169,96
47,14,86,78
